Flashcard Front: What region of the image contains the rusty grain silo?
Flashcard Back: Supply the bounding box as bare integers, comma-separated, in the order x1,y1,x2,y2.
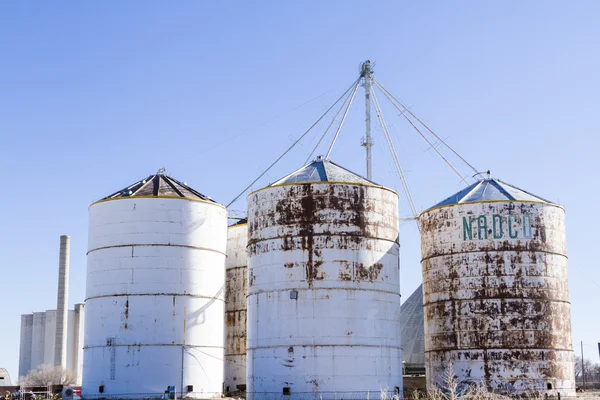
224,219,248,394
246,157,402,400
420,178,575,397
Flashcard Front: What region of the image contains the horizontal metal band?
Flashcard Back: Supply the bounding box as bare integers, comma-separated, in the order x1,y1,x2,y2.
85,293,224,302
84,343,224,350
87,243,226,256
249,233,399,246
90,195,226,209
247,180,398,197
225,308,247,313
423,297,571,306
247,343,402,351
420,199,565,217
421,249,567,263
248,287,400,297
425,347,575,353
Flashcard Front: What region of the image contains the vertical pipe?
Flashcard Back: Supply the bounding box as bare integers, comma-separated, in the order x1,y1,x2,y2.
361,60,373,180
181,307,186,397
54,235,70,368
581,341,585,390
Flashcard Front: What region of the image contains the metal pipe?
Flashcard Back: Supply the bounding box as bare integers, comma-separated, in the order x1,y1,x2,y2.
361,60,373,180
581,340,585,390
54,235,70,368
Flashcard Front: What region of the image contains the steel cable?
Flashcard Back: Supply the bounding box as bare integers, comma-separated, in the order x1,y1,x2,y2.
227,77,361,208
370,87,420,229
304,80,358,164
325,79,360,159
373,82,469,185
373,77,480,177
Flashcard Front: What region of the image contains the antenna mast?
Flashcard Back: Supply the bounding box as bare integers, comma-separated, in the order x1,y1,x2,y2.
360,60,374,180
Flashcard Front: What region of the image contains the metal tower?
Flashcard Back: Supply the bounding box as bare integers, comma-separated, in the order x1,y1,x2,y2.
360,60,374,180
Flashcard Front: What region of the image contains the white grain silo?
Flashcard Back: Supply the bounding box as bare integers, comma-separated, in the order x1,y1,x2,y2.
224,219,248,394
420,178,575,397
247,157,402,400
82,172,227,398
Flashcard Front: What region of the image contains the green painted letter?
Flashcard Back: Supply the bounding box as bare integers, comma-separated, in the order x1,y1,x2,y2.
522,214,532,239
508,215,518,239
492,214,503,239
463,216,472,241
477,215,488,240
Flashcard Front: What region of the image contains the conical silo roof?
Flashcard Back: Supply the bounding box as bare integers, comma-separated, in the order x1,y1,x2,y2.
400,285,425,370
98,171,217,203
427,178,553,211
269,156,377,186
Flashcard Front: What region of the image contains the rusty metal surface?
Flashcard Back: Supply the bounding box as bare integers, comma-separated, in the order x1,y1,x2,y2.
246,183,402,400
420,200,575,396
83,198,227,398
224,223,248,393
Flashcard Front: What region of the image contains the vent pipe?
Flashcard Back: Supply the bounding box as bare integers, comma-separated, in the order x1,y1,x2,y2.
54,235,70,368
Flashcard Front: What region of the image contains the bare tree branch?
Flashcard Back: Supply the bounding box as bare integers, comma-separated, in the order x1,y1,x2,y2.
21,365,76,386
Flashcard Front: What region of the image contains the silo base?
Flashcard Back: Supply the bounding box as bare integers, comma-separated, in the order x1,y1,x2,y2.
426,349,576,398
247,345,403,400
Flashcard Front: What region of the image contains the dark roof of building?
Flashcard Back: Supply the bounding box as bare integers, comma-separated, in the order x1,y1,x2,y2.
100,171,216,203
229,218,248,227
270,156,378,186
428,178,553,210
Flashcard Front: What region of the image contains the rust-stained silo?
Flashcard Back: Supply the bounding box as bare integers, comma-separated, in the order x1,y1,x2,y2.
420,178,575,397
247,157,402,400
224,219,248,394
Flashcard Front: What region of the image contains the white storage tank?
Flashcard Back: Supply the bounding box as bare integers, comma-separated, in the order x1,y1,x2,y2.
420,178,575,397
247,157,402,400
82,172,227,398
224,219,248,394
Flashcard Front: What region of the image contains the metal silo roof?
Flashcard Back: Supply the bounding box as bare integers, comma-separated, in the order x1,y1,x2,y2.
270,157,377,186
99,171,217,203
400,284,425,369
427,178,553,210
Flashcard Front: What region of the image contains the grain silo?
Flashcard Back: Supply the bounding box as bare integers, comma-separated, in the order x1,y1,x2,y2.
82,172,227,398
420,178,575,397
247,157,402,400
224,219,248,394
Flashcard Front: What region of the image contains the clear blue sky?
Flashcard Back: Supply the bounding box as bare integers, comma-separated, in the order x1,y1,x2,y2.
2,1,599,381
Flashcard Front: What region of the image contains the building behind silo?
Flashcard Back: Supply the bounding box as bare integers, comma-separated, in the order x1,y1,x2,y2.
0,368,12,386
224,219,248,394
82,172,227,398
19,307,85,383
247,158,402,400
420,178,575,397
400,284,425,376
18,235,85,384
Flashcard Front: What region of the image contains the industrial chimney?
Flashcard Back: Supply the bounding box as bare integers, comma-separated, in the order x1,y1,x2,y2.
54,235,70,368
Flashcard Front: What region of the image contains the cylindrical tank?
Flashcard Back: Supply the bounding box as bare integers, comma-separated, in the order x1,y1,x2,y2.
224,219,248,394
420,178,575,397
82,173,227,398
247,158,402,400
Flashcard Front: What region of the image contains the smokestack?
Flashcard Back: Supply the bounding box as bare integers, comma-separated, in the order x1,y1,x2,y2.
54,235,70,368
